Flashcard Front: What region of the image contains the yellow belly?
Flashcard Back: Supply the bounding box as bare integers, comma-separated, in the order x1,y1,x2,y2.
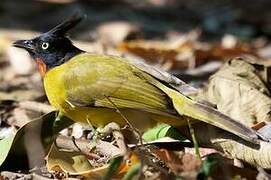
44,73,185,131
64,106,185,132
43,58,185,131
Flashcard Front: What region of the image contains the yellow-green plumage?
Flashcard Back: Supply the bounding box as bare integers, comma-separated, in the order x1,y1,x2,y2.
44,53,258,143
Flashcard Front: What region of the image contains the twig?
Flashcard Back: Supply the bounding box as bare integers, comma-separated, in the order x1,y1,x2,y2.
18,101,54,114
257,167,271,179
135,147,170,178
1,171,53,180
71,136,82,152
105,96,146,176
105,96,143,145
0,171,32,180
55,135,121,158
13,108,31,126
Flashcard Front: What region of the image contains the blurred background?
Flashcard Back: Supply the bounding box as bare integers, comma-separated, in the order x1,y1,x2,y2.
2,0,271,39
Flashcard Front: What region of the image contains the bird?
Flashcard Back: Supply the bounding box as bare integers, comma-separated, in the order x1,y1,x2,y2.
13,14,259,144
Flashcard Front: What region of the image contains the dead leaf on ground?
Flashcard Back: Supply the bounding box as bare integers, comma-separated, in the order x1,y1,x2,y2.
47,143,139,178
198,56,271,126
152,149,201,176
0,111,73,170
118,39,197,70
188,57,271,169
47,143,107,178
118,33,257,71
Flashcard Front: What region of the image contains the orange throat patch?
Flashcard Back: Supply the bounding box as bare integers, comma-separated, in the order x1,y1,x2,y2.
36,58,47,77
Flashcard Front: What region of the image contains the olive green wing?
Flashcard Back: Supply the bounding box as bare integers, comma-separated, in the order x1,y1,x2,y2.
63,54,178,117
125,56,198,95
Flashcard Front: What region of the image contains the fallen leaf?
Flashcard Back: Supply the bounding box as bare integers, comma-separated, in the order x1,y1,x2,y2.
198,56,271,126
118,34,257,71
118,39,195,70
142,124,185,142
47,144,107,178
47,144,139,178
152,149,201,177
0,111,73,170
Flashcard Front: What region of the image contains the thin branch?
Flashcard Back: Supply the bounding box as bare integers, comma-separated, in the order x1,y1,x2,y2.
18,101,54,114
55,135,122,158
105,96,143,145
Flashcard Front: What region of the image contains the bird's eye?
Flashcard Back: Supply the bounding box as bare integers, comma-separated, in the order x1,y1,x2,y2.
41,42,49,50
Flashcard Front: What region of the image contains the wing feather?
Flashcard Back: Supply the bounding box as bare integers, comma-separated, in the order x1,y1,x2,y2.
61,54,177,116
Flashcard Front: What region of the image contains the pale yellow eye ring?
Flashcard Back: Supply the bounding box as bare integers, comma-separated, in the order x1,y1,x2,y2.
41,42,49,50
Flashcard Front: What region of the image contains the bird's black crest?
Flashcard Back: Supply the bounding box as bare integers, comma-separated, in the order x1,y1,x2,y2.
13,13,85,70
47,13,85,36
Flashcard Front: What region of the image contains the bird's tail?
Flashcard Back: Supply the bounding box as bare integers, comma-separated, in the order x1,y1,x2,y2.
170,90,259,144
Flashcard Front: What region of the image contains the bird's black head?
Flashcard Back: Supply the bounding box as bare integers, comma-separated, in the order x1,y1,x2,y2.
13,14,84,76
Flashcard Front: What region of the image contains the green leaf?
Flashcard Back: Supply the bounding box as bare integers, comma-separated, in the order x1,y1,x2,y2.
142,124,185,142
0,136,15,166
122,163,140,180
197,156,218,179
103,156,124,180
0,111,74,170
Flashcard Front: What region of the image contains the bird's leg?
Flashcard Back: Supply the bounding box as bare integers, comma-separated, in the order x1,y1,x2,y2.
105,96,143,145
85,115,100,150
87,127,101,151
55,111,64,121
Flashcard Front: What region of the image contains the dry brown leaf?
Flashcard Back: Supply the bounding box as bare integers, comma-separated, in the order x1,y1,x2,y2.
179,122,271,169
118,39,195,70
118,36,257,71
189,56,271,169
0,90,43,102
198,57,271,126
196,42,257,63
47,143,139,178
184,147,218,157
47,143,109,178
152,149,201,176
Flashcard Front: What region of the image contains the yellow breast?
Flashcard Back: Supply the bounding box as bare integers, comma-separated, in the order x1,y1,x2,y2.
43,56,184,130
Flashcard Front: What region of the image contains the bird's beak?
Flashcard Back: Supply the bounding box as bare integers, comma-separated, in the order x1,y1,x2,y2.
13,40,35,52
